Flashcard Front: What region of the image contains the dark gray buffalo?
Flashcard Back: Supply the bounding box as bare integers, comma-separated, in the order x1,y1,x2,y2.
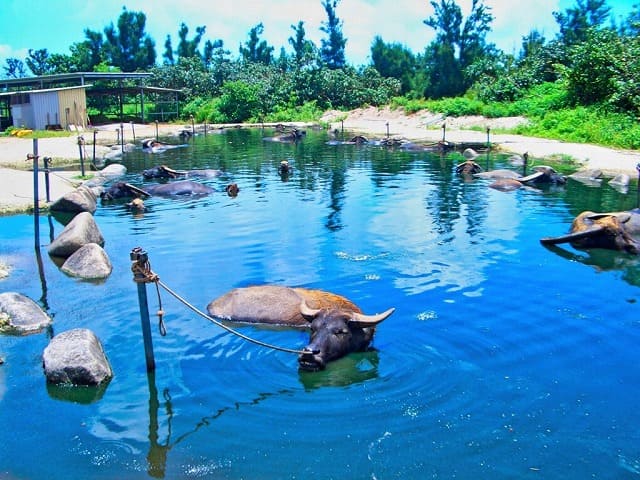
100,181,214,200
540,209,640,254
206,285,395,371
142,165,222,179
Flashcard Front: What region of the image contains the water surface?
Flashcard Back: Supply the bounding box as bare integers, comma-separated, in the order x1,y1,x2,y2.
0,129,639,479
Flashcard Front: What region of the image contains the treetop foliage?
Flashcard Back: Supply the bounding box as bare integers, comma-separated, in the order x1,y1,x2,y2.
3,0,640,124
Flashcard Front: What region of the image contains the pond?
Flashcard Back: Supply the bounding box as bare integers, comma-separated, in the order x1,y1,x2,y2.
1,128,639,479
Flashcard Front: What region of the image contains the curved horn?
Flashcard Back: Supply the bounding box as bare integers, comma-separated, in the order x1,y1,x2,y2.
350,307,395,326
299,300,321,320
160,165,188,177
124,183,152,197
540,225,605,245
586,212,631,224
518,171,544,183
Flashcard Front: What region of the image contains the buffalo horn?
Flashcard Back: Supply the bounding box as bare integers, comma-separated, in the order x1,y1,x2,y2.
160,165,188,176
585,212,631,223
124,183,152,197
540,225,605,245
518,171,544,183
350,307,395,326
299,300,321,320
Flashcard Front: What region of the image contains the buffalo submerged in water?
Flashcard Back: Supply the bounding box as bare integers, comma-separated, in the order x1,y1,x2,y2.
99,180,214,200
206,285,395,371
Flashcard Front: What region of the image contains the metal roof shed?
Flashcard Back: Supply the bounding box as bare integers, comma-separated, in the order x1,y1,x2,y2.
2,85,90,130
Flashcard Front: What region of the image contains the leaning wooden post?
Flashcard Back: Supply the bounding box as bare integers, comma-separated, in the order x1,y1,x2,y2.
131,247,156,372
441,122,446,142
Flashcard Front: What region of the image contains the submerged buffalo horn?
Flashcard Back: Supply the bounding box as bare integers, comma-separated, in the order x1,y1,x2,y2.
350,307,395,326
540,225,605,245
300,300,321,320
124,183,151,197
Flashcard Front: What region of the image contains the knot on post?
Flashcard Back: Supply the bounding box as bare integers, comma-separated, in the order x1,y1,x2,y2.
130,247,159,283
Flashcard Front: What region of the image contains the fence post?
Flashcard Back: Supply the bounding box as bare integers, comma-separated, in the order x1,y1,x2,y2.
28,139,40,247
77,136,86,177
131,247,156,372
43,156,51,202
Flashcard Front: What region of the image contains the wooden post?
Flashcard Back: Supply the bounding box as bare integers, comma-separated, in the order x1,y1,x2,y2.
92,130,97,166
120,123,124,153
131,247,156,372
29,140,40,248
42,156,51,202
486,127,491,149
77,136,86,177
386,122,390,138
155,120,159,141
190,115,195,136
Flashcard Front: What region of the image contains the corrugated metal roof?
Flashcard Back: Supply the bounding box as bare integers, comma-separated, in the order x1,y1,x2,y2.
0,84,92,97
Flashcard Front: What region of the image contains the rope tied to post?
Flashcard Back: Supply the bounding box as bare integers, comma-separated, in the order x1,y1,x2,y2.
131,247,166,336
129,247,305,355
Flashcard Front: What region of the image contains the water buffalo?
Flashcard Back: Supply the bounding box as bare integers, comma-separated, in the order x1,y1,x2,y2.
141,138,187,153
519,165,566,185
264,127,306,142
142,165,223,179
540,209,640,254
100,180,214,200
206,285,395,371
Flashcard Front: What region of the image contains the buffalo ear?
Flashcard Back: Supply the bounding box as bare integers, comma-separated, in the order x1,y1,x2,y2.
350,307,395,327
300,300,321,321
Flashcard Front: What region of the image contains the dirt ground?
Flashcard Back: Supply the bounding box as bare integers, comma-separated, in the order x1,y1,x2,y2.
0,106,639,214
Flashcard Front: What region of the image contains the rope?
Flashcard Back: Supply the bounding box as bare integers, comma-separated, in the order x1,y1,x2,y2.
131,255,305,354
156,279,305,355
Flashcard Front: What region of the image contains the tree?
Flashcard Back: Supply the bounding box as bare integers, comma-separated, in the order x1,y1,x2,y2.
423,0,494,98
289,21,317,68
163,35,174,65
370,36,418,95
176,23,206,59
102,7,156,71
239,23,274,64
2,58,27,78
320,0,347,69
566,28,622,105
553,0,611,47
25,49,52,76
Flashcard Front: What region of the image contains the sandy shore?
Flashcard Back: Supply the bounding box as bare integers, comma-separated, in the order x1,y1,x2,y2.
0,107,638,214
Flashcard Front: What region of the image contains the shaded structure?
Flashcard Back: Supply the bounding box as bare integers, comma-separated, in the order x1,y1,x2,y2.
0,72,182,129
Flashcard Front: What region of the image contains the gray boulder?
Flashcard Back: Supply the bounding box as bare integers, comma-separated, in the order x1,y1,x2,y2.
43,328,112,386
84,163,127,188
0,292,52,334
47,211,104,258
49,185,98,214
61,243,112,279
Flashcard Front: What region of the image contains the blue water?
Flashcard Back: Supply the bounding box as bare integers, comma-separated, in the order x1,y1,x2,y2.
1,129,639,479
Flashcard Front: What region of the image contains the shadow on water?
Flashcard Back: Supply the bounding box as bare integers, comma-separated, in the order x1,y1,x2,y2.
543,243,640,288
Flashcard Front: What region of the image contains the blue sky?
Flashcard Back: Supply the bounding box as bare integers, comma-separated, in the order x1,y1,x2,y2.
0,0,635,69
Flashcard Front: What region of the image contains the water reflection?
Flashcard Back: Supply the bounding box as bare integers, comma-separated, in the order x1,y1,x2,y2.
298,350,379,391
543,243,640,287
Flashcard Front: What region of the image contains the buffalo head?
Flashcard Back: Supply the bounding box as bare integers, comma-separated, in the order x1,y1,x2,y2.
297,301,394,371
540,209,640,254
520,166,566,185
100,182,151,201
456,160,483,175
143,165,185,179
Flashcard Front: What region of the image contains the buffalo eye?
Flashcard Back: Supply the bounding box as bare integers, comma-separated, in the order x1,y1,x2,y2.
333,327,350,335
